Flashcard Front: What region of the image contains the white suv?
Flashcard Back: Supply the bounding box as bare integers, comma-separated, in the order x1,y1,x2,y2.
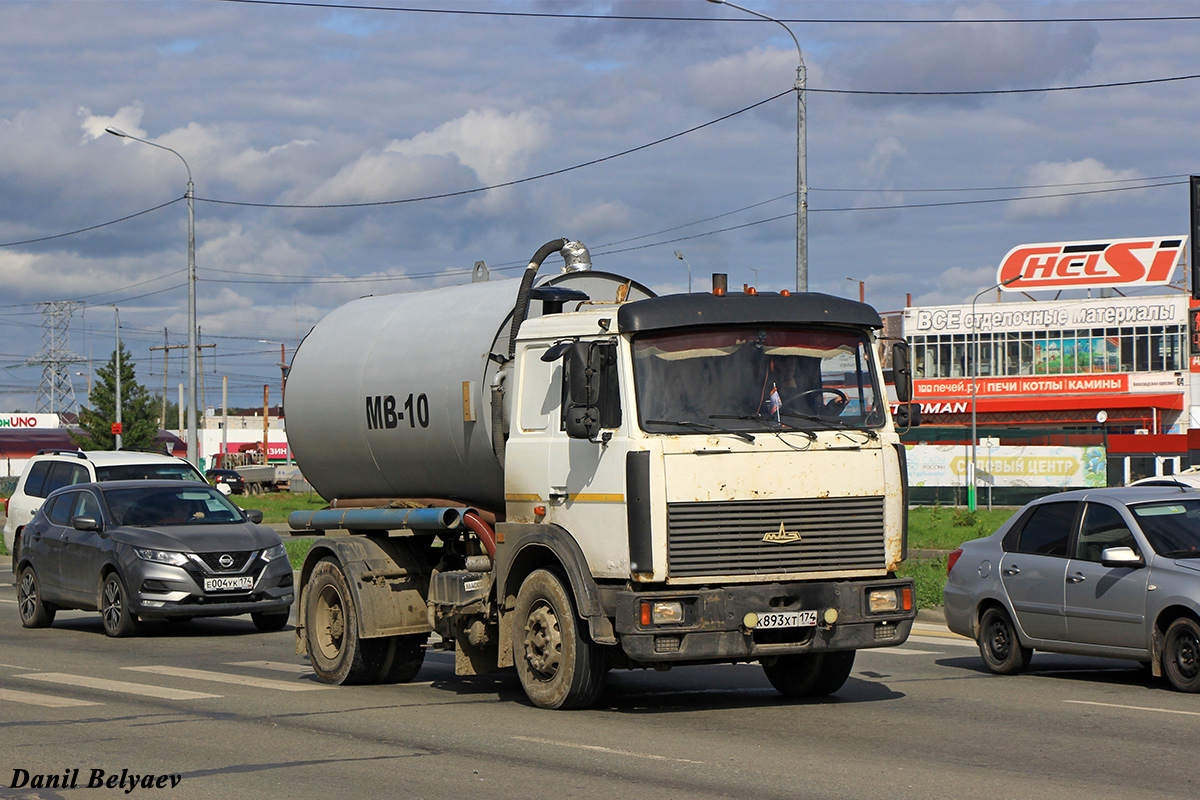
3,449,205,562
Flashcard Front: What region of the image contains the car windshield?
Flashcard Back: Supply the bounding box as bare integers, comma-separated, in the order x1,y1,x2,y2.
632,325,883,434
103,486,246,527
1131,499,1200,557
95,463,205,482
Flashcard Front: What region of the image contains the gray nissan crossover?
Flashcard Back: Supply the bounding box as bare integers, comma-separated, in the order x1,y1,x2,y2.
14,480,293,636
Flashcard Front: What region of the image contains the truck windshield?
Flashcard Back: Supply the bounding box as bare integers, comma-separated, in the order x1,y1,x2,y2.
631,326,884,435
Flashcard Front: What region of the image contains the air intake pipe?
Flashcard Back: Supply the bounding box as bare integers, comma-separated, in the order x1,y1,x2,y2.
506,238,592,361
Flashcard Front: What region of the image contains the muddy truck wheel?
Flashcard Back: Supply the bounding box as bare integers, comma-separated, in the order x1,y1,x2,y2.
512,568,606,710
762,650,856,698
305,558,386,685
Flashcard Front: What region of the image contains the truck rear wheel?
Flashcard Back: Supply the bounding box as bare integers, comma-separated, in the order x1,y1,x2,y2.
513,569,606,709
305,558,383,685
762,650,856,698
377,634,427,684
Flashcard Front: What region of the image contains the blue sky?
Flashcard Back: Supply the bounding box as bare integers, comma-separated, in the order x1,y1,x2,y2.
1,0,1198,410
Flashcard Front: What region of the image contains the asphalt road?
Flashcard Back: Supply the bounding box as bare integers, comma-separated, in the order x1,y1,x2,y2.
1,560,1198,800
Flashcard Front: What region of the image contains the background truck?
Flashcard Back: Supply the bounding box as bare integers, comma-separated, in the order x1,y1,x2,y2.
284,238,919,709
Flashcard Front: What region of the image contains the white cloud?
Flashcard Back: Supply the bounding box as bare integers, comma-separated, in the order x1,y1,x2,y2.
78,103,146,142
1006,159,1143,220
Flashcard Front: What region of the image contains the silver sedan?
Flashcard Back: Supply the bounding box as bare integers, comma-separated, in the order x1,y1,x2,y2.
944,486,1200,692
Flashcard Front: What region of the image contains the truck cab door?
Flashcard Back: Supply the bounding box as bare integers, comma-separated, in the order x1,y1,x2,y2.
506,341,631,580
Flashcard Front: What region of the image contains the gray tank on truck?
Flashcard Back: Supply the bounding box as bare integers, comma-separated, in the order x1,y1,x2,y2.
286,238,919,709
285,251,652,510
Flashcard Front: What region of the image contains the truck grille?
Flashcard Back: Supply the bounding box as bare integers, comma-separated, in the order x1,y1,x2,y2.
666,496,886,578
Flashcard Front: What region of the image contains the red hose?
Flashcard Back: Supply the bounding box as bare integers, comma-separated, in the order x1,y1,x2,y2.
463,511,497,560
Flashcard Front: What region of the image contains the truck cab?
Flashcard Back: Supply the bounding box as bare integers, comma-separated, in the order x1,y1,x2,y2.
494,290,915,706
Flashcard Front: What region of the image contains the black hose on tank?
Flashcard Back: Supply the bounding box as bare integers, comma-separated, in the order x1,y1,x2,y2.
507,238,567,361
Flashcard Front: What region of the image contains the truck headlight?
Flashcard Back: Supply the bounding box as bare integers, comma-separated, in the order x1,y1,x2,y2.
134,548,189,567
868,589,899,613
640,599,684,626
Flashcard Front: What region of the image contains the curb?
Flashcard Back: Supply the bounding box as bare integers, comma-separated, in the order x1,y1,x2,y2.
916,606,946,625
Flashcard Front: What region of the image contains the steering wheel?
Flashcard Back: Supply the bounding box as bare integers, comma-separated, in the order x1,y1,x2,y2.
797,387,849,416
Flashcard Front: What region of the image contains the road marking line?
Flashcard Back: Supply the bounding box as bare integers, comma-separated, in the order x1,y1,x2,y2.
18,673,220,700
876,648,942,655
225,660,314,674
512,736,705,765
906,634,978,649
0,688,101,707
125,665,328,691
1065,700,1200,717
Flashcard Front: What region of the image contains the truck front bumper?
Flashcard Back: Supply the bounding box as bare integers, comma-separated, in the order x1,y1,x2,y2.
611,578,915,663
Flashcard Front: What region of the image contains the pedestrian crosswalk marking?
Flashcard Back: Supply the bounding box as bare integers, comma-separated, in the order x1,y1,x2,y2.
226,660,313,674
17,673,221,700
0,687,101,707
124,665,328,691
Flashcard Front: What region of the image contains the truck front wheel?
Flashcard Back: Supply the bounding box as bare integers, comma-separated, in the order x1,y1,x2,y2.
762,650,856,698
513,569,606,710
305,558,383,685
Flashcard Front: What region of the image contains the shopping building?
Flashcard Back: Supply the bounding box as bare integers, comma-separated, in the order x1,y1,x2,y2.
897,235,1198,503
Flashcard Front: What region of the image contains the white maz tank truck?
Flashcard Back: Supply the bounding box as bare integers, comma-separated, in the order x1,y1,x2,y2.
284,239,920,709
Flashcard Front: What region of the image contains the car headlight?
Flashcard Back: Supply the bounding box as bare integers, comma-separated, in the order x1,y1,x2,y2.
260,544,287,563
134,548,189,567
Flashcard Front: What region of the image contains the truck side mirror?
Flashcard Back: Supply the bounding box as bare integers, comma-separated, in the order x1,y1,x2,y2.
893,403,921,429
892,341,913,402
565,342,602,440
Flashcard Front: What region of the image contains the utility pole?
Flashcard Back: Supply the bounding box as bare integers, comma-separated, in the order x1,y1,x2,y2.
150,330,186,429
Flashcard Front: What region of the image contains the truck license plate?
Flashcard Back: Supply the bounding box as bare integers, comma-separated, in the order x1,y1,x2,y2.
757,610,818,629
204,575,253,592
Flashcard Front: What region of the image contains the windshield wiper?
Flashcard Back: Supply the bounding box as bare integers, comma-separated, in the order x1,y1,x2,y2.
780,411,878,439
710,414,815,440
645,419,755,443
1158,549,1200,558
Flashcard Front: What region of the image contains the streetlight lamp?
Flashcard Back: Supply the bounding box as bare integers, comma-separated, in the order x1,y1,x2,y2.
106,126,198,466
969,275,1019,511
846,276,865,303
707,0,806,292
673,251,693,293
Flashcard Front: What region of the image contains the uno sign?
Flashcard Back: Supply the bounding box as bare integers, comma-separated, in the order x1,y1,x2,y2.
997,237,1186,292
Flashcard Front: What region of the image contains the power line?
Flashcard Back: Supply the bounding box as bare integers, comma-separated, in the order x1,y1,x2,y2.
0,197,183,248
196,89,791,210
213,0,1200,25
811,73,1200,96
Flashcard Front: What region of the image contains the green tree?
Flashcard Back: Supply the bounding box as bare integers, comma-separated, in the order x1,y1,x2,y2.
73,344,162,451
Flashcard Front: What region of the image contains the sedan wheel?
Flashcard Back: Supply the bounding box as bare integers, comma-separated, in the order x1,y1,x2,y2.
1162,617,1200,693
100,572,139,638
978,607,1031,675
17,566,55,628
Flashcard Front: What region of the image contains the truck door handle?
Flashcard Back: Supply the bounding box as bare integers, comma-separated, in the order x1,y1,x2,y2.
548,489,569,505
1066,573,1086,584
1002,566,1020,576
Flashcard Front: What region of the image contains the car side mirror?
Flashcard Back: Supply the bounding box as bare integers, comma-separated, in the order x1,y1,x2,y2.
1100,546,1143,568
72,515,102,532
243,508,265,524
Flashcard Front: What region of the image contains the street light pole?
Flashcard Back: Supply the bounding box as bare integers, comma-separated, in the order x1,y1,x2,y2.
673,251,693,293
846,276,865,303
106,126,198,466
112,306,122,451
969,275,1019,511
706,0,806,292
